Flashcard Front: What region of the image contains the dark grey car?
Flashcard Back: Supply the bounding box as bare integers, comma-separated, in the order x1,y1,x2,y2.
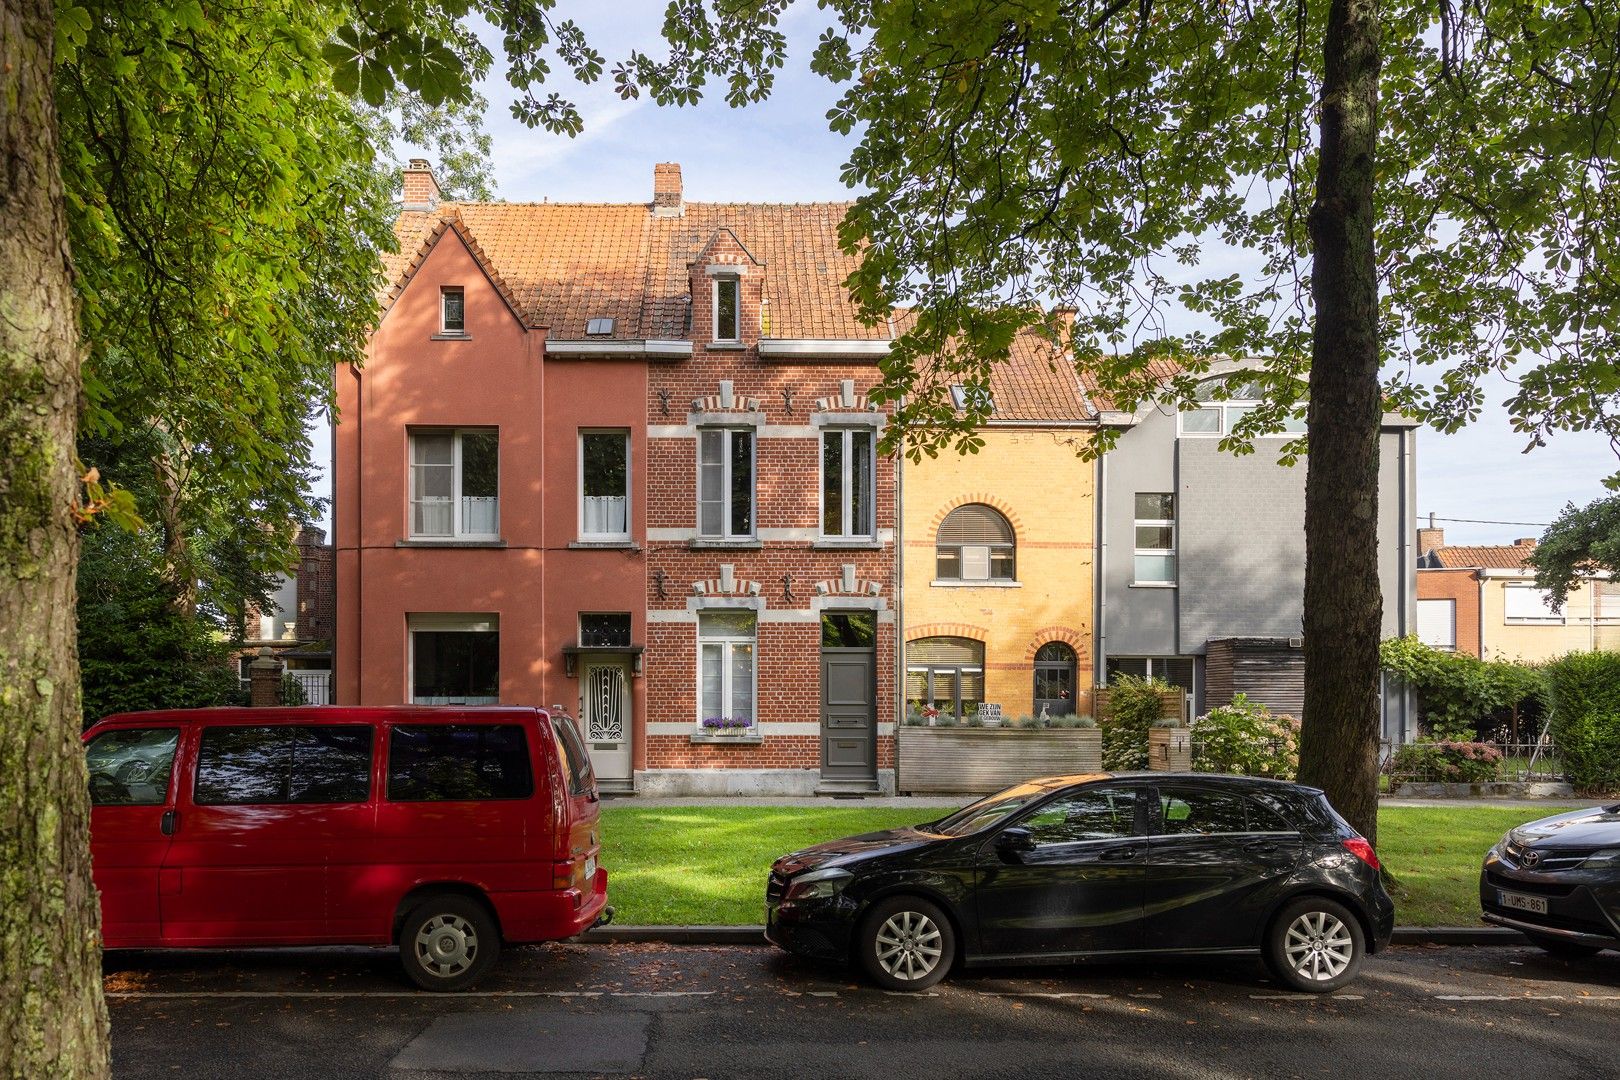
1480,803,1620,955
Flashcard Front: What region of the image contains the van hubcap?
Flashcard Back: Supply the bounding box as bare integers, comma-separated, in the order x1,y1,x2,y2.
875,911,943,981
1284,911,1354,981
414,914,478,978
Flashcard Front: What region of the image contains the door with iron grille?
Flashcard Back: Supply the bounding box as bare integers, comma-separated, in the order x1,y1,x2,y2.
582,661,631,782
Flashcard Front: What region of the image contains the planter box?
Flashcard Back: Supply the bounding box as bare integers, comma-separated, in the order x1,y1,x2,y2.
898,727,1103,795
1148,727,1193,772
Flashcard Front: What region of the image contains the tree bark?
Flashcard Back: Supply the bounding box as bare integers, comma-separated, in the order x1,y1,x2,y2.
0,0,112,1075
1299,0,1385,846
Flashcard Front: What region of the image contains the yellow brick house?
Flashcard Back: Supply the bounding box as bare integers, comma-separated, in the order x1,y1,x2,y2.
901,326,1098,723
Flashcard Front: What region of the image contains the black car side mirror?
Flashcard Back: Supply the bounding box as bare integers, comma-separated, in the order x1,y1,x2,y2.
995,827,1036,859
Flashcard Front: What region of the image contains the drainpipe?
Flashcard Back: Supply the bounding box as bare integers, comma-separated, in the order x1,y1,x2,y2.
1094,450,1108,691
348,364,364,704
893,430,904,790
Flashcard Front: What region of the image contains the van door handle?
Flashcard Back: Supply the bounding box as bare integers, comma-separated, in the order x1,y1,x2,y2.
160,810,177,837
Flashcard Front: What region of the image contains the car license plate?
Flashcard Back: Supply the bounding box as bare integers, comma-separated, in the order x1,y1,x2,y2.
583,855,596,881
1498,889,1548,915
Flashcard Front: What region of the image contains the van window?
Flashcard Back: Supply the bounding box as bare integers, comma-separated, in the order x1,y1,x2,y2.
87,728,179,806
550,715,594,797
386,724,533,801
194,726,372,805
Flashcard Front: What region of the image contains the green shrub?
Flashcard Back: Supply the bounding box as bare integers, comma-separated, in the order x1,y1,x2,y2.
1391,741,1503,784
1191,694,1300,779
1102,674,1167,770
1544,651,1620,792
279,672,308,706
1379,636,1546,740
1049,714,1098,730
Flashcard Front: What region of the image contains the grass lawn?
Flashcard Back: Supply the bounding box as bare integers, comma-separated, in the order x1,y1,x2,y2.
599,802,1587,927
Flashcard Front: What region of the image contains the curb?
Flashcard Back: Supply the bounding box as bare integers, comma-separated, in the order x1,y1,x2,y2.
581,925,1530,947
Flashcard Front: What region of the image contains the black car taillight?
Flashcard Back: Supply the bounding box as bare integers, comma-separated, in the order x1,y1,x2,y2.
1343,837,1380,871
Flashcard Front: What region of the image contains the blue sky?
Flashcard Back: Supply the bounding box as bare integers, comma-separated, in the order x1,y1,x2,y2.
312,2,1618,545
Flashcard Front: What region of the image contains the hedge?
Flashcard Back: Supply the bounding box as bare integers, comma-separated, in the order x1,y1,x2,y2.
1544,651,1620,792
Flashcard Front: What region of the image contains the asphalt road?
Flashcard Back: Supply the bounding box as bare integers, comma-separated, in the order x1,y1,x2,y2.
106,942,1620,1079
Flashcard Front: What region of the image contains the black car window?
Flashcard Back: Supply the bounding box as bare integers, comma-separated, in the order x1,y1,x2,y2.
1157,786,1295,836
930,785,1055,837
195,726,373,805
386,724,533,801
1019,788,1138,845
86,728,179,806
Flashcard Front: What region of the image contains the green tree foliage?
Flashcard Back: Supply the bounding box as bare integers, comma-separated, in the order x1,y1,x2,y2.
1543,651,1620,793
77,520,243,726
1529,495,1620,610
1378,636,1546,740
1192,695,1300,779
1100,674,1168,770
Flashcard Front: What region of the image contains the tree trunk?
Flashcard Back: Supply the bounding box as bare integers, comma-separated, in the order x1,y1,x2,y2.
0,0,112,1075
1298,0,1384,846
152,441,197,617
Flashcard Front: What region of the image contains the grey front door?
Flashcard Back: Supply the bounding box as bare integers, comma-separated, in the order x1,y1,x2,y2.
820,611,877,782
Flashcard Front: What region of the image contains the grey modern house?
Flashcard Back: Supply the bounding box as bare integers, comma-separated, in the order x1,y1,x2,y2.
1091,359,1419,743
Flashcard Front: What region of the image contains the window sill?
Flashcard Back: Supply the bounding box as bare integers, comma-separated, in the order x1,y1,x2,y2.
930,579,1021,588
430,333,472,341
569,540,640,551
706,341,746,351
689,731,764,745
812,538,883,550
396,538,507,548
689,538,763,550
1129,581,1178,589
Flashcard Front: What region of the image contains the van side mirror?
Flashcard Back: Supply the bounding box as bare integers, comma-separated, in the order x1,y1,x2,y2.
995,826,1036,860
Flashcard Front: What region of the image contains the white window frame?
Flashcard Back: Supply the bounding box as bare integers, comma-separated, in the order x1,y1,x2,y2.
1417,598,1457,650
819,428,876,539
697,613,757,728
440,286,466,335
407,612,499,705
1178,401,1306,437
578,429,631,541
696,428,755,539
1132,493,1177,586
712,276,741,343
409,428,500,541
1503,584,1563,625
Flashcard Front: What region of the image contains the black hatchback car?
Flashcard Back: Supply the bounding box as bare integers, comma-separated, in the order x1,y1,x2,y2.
1480,803,1620,955
766,773,1394,993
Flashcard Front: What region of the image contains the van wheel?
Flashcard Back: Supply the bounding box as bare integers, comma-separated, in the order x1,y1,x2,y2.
857,896,955,992
1263,896,1365,994
399,895,501,992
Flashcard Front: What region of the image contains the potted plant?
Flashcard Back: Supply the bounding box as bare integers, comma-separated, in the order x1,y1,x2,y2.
701,716,754,736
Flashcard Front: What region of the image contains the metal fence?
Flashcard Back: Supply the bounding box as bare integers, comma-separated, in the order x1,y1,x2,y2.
1384,738,1564,784
285,669,332,705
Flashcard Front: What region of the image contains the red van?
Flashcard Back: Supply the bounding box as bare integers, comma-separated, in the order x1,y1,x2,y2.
82,705,609,990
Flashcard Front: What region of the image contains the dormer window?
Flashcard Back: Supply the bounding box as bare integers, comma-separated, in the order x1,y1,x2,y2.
440,287,466,335
713,277,740,343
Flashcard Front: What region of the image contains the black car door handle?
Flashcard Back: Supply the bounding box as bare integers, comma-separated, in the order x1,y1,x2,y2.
160,810,177,837
1244,841,1279,854
1098,846,1139,861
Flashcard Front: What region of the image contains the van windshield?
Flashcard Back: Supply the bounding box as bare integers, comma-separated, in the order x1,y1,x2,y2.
550,714,595,797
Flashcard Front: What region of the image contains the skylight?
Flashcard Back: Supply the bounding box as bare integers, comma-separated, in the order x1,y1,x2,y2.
586,317,615,336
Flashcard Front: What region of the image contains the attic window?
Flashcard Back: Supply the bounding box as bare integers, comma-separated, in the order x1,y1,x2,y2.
440,287,465,335
713,278,740,343
949,384,994,414
586,318,615,336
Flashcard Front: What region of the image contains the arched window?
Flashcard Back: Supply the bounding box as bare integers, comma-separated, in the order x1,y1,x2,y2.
1033,642,1078,717
935,505,1015,581
906,637,984,719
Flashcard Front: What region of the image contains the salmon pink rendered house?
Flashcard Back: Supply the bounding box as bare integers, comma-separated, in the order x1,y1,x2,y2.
335,162,900,795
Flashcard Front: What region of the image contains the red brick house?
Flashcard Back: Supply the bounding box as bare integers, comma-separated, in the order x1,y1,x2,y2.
335,162,898,794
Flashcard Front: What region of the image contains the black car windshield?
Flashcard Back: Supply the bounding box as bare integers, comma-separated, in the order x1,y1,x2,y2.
927,783,1061,837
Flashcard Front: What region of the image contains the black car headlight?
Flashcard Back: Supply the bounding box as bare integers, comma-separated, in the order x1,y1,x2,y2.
1580,849,1620,870
785,867,854,901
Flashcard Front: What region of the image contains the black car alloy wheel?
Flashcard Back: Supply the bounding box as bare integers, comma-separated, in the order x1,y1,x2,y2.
1264,896,1365,993
858,895,956,992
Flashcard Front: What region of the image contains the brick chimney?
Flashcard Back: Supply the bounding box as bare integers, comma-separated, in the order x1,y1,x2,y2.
1514,537,1538,548
1416,513,1444,556
402,159,440,211
652,162,683,217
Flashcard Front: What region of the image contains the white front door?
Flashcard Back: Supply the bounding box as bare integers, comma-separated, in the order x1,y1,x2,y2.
581,661,632,782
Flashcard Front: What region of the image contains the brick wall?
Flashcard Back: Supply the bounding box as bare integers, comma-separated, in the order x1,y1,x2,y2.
1417,568,1481,657
295,525,335,645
